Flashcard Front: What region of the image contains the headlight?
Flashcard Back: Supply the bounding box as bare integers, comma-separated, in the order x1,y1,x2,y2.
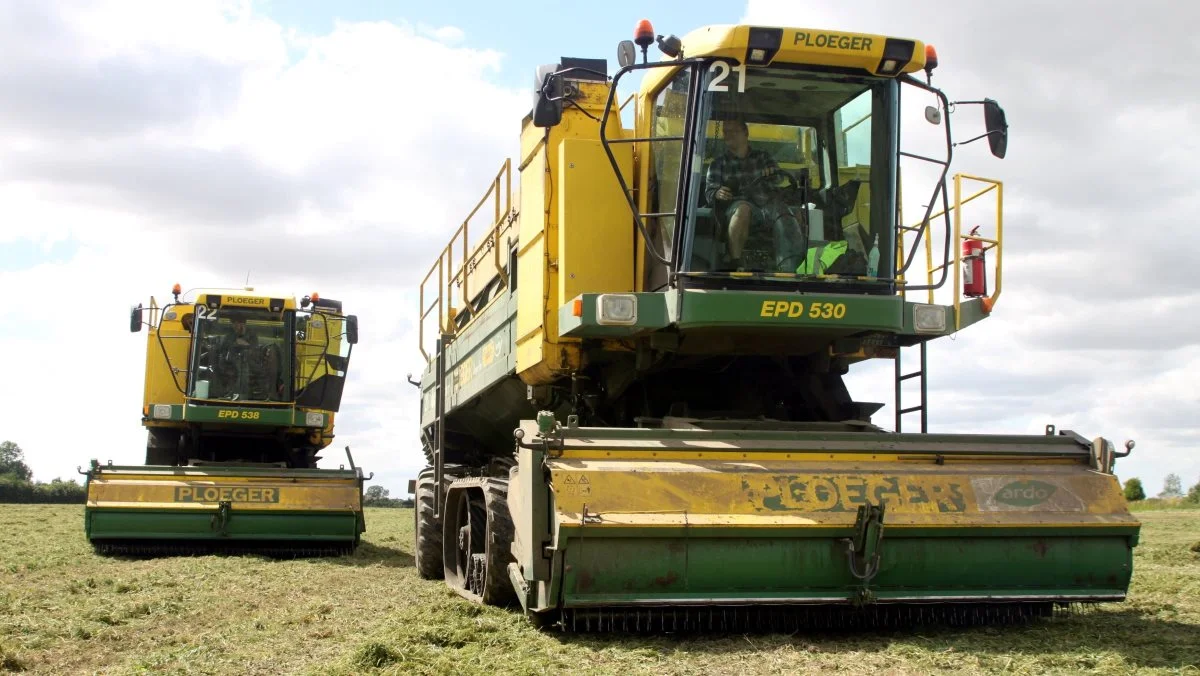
305,412,325,427
152,404,172,420
913,304,946,333
597,294,637,325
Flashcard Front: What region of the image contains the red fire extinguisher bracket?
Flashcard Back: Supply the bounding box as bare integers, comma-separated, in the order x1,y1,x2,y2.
963,225,988,298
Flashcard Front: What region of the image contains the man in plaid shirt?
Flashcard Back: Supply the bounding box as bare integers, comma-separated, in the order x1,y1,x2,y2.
705,120,804,271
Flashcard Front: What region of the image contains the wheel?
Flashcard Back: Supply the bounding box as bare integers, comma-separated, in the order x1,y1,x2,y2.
414,467,443,579
442,478,516,606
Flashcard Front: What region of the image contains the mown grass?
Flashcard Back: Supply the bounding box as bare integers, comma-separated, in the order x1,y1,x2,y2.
0,505,1197,674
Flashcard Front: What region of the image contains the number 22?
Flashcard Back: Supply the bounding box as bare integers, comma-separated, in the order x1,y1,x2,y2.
707,62,746,93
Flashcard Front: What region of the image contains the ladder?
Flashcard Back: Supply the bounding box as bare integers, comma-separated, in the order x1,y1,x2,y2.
432,334,450,518
893,341,928,433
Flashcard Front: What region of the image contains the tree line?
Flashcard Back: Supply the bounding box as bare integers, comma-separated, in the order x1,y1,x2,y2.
0,441,87,503
1122,473,1200,504
363,485,414,508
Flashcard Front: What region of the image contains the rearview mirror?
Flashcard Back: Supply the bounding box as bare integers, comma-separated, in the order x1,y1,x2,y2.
924,105,942,125
346,314,359,345
531,64,563,128
130,304,143,332
617,40,636,68
983,99,1008,159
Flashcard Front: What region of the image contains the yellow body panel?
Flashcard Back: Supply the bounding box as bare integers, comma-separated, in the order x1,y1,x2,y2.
195,293,297,310
142,307,189,412
87,472,362,512
559,138,635,302
516,81,628,383
546,456,1138,529
640,25,926,98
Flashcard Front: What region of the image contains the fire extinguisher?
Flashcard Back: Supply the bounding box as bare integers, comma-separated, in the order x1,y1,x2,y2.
962,225,987,297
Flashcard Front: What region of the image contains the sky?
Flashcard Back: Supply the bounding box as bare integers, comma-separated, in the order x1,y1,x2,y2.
0,0,1195,499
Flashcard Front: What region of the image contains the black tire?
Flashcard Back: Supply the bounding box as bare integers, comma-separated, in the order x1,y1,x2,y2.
145,428,180,465
414,467,444,579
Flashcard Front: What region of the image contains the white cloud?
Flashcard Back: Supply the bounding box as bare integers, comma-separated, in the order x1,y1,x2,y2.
418,23,466,45
0,1,528,493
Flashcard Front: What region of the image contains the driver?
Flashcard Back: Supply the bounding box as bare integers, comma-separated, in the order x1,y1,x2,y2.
214,317,281,401
705,120,804,271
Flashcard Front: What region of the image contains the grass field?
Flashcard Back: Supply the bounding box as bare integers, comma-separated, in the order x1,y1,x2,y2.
1,506,1197,675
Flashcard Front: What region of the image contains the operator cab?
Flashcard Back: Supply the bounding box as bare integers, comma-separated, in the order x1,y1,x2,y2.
532,23,1007,298
658,64,891,283
191,307,292,402
131,290,359,413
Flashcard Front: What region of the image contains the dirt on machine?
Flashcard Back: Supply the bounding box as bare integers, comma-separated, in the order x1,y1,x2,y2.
407,20,1141,631
83,285,368,557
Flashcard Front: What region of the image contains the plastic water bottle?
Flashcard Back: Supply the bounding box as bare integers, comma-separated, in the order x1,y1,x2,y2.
867,235,880,277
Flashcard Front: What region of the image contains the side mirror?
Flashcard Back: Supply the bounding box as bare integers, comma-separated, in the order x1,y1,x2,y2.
983,98,1008,159
617,40,636,68
531,64,563,128
130,304,143,332
924,105,942,125
346,314,359,345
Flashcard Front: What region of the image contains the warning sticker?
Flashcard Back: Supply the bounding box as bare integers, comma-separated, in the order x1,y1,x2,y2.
558,474,590,497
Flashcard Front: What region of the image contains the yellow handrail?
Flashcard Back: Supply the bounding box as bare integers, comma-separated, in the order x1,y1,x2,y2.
908,173,1004,330
418,159,514,361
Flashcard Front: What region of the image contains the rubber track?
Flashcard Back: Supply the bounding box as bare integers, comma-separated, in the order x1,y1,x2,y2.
446,476,517,606
414,467,444,579
560,602,1068,633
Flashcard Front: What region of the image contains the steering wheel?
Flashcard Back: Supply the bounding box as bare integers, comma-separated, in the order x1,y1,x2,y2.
744,169,800,199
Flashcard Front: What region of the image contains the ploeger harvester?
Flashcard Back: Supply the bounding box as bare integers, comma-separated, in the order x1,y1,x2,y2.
409,20,1140,630
84,286,368,556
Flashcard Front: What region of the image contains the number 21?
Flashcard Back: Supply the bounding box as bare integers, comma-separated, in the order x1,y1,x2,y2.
707,62,746,93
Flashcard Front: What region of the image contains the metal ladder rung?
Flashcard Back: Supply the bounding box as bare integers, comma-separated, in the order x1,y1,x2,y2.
894,341,929,434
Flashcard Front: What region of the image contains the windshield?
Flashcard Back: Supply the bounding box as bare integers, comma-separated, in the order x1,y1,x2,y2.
674,64,896,281
190,309,294,402
294,310,353,412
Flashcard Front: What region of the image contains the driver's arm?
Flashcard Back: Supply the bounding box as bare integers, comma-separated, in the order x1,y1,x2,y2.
758,151,780,177
704,157,726,205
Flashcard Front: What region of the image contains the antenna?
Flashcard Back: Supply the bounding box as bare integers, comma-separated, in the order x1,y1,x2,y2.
244,270,253,292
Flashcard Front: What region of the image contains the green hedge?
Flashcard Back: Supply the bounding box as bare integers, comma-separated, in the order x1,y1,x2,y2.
0,476,87,504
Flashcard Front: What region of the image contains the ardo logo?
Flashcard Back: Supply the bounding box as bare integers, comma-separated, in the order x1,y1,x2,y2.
995,480,1057,507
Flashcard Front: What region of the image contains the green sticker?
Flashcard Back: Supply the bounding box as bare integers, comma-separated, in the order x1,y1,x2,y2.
994,480,1058,507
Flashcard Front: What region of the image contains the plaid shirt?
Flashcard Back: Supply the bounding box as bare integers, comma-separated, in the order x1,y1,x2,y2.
704,148,780,205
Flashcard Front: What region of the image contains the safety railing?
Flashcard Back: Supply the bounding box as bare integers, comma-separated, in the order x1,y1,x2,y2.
911,173,1003,330
418,159,515,361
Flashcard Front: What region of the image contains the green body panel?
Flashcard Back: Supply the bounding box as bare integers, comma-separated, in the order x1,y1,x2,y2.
145,404,324,427
85,509,361,542
557,289,992,340
558,534,1133,605
420,293,518,427
559,293,672,338
677,289,904,332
